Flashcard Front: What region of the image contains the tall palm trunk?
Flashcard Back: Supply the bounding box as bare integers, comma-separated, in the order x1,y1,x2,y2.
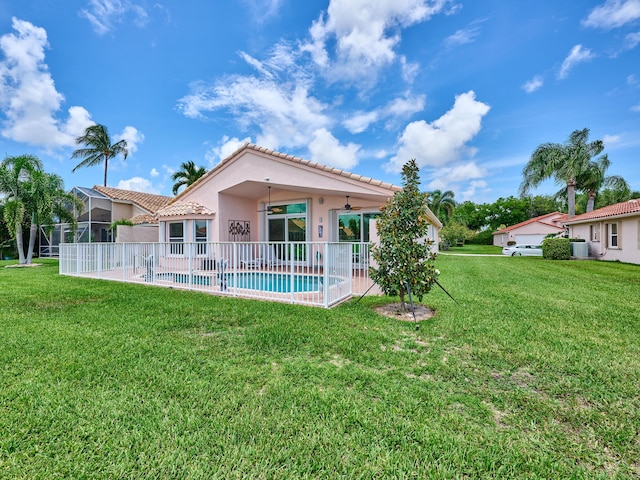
26,220,38,264
15,224,26,264
567,181,576,218
103,153,109,187
586,191,597,213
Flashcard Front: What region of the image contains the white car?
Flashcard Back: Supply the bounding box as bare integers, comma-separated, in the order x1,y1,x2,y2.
502,244,543,256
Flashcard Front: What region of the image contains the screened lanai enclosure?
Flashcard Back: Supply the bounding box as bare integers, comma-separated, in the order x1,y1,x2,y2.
59,241,374,308
40,187,115,257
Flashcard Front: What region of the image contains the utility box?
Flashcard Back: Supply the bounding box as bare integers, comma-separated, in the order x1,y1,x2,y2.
571,242,589,258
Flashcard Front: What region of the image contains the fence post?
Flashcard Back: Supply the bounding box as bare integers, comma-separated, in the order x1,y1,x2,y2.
323,243,329,307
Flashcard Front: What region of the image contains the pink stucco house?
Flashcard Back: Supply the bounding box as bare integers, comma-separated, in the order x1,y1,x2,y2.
563,199,640,264
148,143,441,249
492,212,567,247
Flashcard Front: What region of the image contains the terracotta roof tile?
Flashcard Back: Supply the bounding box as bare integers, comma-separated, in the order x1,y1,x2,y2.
130,213,158,225
564,199,640,223
93,185,172,213
493,212,565,234
157,201,214,217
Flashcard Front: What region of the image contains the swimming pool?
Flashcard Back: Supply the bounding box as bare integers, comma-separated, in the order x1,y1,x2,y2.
166,271,333,293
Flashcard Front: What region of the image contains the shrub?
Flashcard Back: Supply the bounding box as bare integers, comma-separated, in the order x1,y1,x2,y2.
467,229,493,245
542,238,571,260
507,240,516,246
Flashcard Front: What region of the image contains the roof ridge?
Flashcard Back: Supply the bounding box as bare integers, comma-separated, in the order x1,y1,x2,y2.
171,143,401,203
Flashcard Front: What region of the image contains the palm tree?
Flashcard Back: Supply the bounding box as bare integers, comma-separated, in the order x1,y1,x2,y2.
71,124,128,186
0,154,42,264
519,128,605,217
24,171,82,264
1,155,82,264
576,157,629,212
171,160,207,195
425,189,456,225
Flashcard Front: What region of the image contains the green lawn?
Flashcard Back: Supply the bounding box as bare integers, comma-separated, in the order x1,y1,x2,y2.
1,257,639,479
446,243,503,254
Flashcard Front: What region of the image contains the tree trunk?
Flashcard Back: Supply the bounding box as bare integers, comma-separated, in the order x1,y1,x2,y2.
103,154,109,186
15,223,26,264
567,181,576,218
586,191,596,213
26,222,37,264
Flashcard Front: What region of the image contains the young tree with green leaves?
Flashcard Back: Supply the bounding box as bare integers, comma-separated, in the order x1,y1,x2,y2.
71,124,128,187
370,159,439,311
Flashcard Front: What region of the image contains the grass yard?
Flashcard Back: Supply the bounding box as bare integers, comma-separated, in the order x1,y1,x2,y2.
446,244,503,255
1,257,639,479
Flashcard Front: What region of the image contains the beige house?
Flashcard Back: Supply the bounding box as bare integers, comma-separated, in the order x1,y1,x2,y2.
150,143,441,249
493,212,567,247
563,199,640,264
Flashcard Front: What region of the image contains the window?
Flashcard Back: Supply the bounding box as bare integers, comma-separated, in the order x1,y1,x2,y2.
169,222,184,255
590,224,599,242
338,212,380,243
607,222,619,248
195,220,208,255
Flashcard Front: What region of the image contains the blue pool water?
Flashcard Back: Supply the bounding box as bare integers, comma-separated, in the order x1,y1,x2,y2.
169,272,325,293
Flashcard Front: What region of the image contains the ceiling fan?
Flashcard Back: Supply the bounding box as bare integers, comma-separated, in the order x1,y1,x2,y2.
344,195,362,212
257,186,283,214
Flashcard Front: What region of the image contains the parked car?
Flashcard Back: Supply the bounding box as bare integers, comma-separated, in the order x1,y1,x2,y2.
502,244,543,256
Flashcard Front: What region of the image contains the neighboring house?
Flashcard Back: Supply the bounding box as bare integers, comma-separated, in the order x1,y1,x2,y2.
143,143,442,250
493,212,567,247
40,185,172,256
563,199,640,264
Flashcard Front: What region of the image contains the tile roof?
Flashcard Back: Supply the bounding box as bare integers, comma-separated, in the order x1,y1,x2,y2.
564,199,640,223
176,142,401,201
130,213,158,225
157,201,214,217
93,185,172,213
493,212,565,234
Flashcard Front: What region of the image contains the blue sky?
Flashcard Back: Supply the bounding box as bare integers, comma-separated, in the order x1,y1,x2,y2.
0,0,639,203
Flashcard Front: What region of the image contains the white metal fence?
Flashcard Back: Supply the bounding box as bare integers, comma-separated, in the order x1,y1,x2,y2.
59,242,373,308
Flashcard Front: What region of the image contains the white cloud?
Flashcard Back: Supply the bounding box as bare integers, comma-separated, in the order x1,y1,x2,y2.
631,103,640,111
117,176,160,194
343,111,380,134
558,44,595,79
308,128,360,170
460,179,489,201
178,49,331,152
583,0,640,29
343,92,425,133
118,125,144,153
241,0,284,24
150,168,159,177
0,18,94,150
444,25,480,48
79,0,149,35
626,31,640,49
301,0,457,84
603,134,622,144
522,75,544,93
399,55,419,83
206,135,252,166
385,90,490,172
